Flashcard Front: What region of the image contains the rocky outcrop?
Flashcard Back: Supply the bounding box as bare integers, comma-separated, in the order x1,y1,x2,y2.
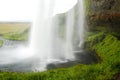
90,13,120,21
87,0,120,31
89,0,120,13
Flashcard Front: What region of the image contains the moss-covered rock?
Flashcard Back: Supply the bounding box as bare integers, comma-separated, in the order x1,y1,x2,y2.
86,31,120,79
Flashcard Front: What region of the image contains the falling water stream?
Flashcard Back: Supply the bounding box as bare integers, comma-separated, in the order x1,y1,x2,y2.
29,0,85,71
0,0,98,72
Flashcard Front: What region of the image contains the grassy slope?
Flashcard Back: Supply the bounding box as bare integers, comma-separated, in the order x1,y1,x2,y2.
0,23,30,34
86,32,120,79
0,23,30,41
0,32,119,80
3,28,29,41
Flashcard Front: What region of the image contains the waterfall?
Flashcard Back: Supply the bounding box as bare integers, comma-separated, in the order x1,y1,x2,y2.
78,0,85,48
65,7,75,59
29,0,85,71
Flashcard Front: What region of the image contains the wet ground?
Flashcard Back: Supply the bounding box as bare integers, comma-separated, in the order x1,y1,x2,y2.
47,50,99,69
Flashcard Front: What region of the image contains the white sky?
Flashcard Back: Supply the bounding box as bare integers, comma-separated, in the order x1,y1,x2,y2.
0,0,77,22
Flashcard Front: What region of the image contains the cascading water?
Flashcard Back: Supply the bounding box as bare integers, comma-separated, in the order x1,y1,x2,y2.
78,0,85,48
0,0,86,72
29,0,85,71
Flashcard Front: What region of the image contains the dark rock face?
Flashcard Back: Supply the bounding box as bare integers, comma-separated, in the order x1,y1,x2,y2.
116,73,120,80
47,51,99,70
87,0,120,31
91,0,116,11
89,0,120,13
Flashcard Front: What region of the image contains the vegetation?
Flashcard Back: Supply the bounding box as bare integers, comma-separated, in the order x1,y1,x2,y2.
0,22,30,34
0,1,119,79
0,22,30,41
86,31,120,79
85,0,90,15
0,40,3,47
0,31,119,80
3,28,30,41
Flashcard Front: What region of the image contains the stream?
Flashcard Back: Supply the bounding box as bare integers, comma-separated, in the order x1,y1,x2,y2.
0,37,28,49
0,37,99,72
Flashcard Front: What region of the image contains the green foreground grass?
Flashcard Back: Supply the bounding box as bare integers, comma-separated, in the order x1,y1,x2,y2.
0,31,119,80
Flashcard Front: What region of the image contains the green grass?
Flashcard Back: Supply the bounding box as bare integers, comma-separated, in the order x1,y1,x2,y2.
0,40,3,47
0,31,119,80
0,22,30,41
0,23,30,34
3,33,28,41
3,28,29,41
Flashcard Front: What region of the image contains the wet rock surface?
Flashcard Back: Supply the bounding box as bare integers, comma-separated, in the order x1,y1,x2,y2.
87,0,120,31
47,51,99,70
89,0,120,12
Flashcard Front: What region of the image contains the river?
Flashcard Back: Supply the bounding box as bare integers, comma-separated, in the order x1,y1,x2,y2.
0,37,28,49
